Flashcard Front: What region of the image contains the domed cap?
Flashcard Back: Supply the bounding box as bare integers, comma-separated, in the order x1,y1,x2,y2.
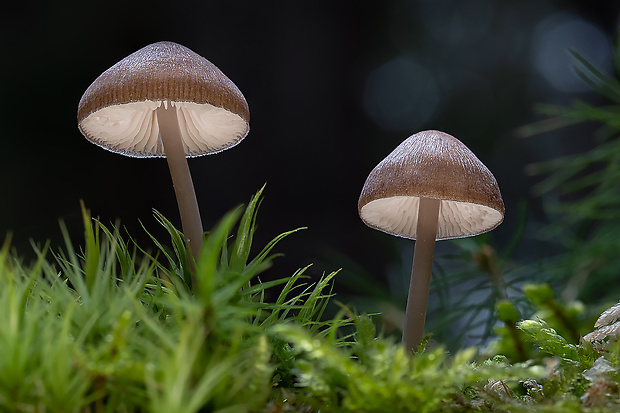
77,41,249,158
358,130,505,240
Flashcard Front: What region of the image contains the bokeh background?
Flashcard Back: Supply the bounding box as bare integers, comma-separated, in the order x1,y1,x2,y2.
3,0,620,345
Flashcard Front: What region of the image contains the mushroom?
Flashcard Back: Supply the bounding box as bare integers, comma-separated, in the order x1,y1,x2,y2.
77,41,250,273
358,130,504,351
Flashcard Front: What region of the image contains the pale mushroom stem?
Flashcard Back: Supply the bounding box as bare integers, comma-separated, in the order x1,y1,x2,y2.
402,197,441,352
156,104,204,275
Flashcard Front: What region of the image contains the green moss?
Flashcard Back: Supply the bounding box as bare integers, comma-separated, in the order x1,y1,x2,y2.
1,187,619,412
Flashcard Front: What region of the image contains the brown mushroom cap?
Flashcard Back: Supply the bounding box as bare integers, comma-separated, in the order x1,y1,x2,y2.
77,41,249,157
358,130,505,240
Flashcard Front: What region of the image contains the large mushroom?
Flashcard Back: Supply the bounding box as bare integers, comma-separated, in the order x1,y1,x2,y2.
77,41,249,275
358,130,504,351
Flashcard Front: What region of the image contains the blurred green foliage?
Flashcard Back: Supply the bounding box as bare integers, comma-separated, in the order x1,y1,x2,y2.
520,33,620,305
488,283,589,364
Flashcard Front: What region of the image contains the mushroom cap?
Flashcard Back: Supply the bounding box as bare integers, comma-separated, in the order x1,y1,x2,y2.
358,130,505,240
77,41,250,158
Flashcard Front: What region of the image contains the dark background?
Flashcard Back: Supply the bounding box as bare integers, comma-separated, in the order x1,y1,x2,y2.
2,0,619,338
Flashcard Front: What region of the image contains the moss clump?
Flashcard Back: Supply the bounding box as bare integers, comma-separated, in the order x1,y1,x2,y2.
1,186,619,412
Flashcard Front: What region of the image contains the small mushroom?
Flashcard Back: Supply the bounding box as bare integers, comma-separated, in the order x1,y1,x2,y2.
358,130,504,351
77,41,249,270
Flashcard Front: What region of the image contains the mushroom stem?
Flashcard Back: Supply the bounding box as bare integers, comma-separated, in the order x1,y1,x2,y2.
156,104,204,272
402,197,441,352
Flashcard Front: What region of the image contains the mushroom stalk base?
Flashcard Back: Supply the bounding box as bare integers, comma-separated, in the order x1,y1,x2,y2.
402,197,440,352
157,105,204,275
